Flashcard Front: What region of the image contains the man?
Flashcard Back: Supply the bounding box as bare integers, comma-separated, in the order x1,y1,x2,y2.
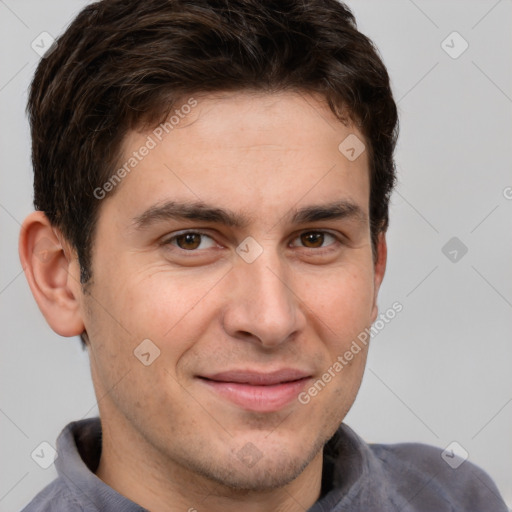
18,0,507,510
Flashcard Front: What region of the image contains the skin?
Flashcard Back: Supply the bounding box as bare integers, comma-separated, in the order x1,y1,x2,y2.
20,91,387,512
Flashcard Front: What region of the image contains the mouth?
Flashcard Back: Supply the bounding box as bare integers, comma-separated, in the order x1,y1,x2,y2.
197,369,312,412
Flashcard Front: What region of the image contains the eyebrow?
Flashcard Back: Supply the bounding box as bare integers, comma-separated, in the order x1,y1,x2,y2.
132,199,367,230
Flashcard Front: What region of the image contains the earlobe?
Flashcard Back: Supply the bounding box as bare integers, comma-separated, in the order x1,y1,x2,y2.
370,233,387,323
19,211,85,337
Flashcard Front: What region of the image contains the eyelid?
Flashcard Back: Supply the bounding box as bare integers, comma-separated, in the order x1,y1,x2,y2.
161,229,220,250
161,228,344,252
288,230,342,250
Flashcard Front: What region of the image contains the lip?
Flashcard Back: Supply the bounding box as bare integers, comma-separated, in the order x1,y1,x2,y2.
198,369,312,412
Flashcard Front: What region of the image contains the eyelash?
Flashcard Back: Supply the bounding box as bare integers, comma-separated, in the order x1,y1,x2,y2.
161,229,342,254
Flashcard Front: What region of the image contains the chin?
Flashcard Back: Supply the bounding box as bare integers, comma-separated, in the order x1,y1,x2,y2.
200,453,312,492
183,432,326,493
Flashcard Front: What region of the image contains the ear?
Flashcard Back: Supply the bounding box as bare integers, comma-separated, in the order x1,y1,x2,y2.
370,232,387,324
19,211,85,337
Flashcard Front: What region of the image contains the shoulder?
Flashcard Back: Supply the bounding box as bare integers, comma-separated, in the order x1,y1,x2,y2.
369,441,508,511
20,478,85,512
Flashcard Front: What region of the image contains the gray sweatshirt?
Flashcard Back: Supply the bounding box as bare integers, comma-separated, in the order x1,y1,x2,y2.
21,418,507,511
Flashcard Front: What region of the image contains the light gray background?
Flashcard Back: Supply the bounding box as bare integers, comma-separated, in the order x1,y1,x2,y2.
1,0,511,510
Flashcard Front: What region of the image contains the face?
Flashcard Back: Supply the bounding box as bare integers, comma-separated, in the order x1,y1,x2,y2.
80,91,385,491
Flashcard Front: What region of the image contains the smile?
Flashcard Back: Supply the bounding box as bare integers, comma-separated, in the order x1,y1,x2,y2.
198,369,312,412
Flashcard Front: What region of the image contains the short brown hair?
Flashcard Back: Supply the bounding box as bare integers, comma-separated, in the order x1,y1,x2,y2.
28,0,398,285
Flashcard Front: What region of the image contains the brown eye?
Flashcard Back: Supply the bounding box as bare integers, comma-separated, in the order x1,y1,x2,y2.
166,232,216,251
290,231,338,250
175,233,202,250
300,232,325,248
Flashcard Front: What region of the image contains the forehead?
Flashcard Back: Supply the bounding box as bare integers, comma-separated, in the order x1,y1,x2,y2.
103,91,370,227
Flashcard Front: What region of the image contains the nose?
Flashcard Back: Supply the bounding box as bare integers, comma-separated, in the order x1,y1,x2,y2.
222,247,306,349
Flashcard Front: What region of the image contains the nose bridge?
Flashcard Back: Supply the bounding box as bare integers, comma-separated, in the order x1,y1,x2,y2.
226,241,301,346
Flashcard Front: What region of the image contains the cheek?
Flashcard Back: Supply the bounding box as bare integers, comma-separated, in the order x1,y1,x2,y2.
84,270,204,421
106,268,223,358
301,261,375,338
